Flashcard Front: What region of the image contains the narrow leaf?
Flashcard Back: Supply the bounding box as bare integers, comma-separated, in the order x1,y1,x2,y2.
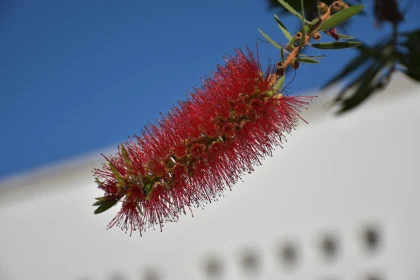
258,28,283,50
308,18,320,25
144,183,154,196
319,5,365,31
280,46,285,61
405,70,420,83
321,52,368,89
109,162,124,185
94,199,118,214
276,0,305,21
322,42,388,89
94,178,102,186
92,200,104,206
398,29,420,82
338,62,383,113
337,34,355,40
273,74,285,91
311,41,361,49
274,14,293,41
317,0,322,18
300,0,306,49
299,54,326,59
298,57,320,63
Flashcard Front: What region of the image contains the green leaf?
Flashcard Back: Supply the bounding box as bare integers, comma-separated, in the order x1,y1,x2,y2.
308,18,320,25
311,41,361,49
334,42,394,113
316,0,322,18
298,57,320,63
299,0,306,49
144,183,154,196
398,29,420,83
273,74,285,91
299,54,325,59
92,200,104,206
399,51,420,82
280,46,285,61
337,63,383,114
337,34,355,40
274,14,293,41
276,0,305,22
93,195,120,206
258,28,283,50
321,41,386,89
94,199,118,214
94,178,102,187
321,51,369,89
109,162,125,185
319,5,365,31
405,69,420,83
400,28,420,37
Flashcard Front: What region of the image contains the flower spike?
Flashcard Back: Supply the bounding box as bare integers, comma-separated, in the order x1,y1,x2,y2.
93,48,313,235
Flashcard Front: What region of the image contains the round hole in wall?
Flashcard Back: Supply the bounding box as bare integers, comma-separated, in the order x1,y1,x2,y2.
364,272,384,280
203,255,224,278
143,268,161,280
240,248,260,274
109,272,126,280
361,223,382,254
278,240,299,268
319,233,339,260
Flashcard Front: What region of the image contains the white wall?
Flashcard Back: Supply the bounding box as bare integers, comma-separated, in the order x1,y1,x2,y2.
1,74,419,280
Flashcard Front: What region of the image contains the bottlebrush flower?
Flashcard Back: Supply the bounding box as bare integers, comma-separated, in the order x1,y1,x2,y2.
93,48,312,235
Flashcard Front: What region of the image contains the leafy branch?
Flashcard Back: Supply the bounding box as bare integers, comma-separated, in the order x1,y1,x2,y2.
265,0,420,114
259,0,364,94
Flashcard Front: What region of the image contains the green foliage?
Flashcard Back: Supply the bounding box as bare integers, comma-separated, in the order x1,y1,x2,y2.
265,0,418,113
275,0,308,22
298,57,320,63
311,41,362,49
300,0,307,48
109,161,124,186
321,43,373,89
321,28,420,114
299,54,326,59
337,34,355,39
274,74,286,91
280,46,285,61
258,28,284,50
94,199,119,214
398,29,420,82
274,14,293,41
266,0,363,21
318,5,365,31
144,183,154,197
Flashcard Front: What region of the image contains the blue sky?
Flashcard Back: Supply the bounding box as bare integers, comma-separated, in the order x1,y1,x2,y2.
0,0,418,179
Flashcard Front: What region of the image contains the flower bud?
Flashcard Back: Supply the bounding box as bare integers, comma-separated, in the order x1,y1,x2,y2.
311,31,322,40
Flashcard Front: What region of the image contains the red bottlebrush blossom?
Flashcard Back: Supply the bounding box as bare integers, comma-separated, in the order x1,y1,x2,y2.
93,48,312,235
190,143,206,159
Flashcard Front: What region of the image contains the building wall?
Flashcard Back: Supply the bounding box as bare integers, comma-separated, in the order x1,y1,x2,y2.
1,74,419,280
